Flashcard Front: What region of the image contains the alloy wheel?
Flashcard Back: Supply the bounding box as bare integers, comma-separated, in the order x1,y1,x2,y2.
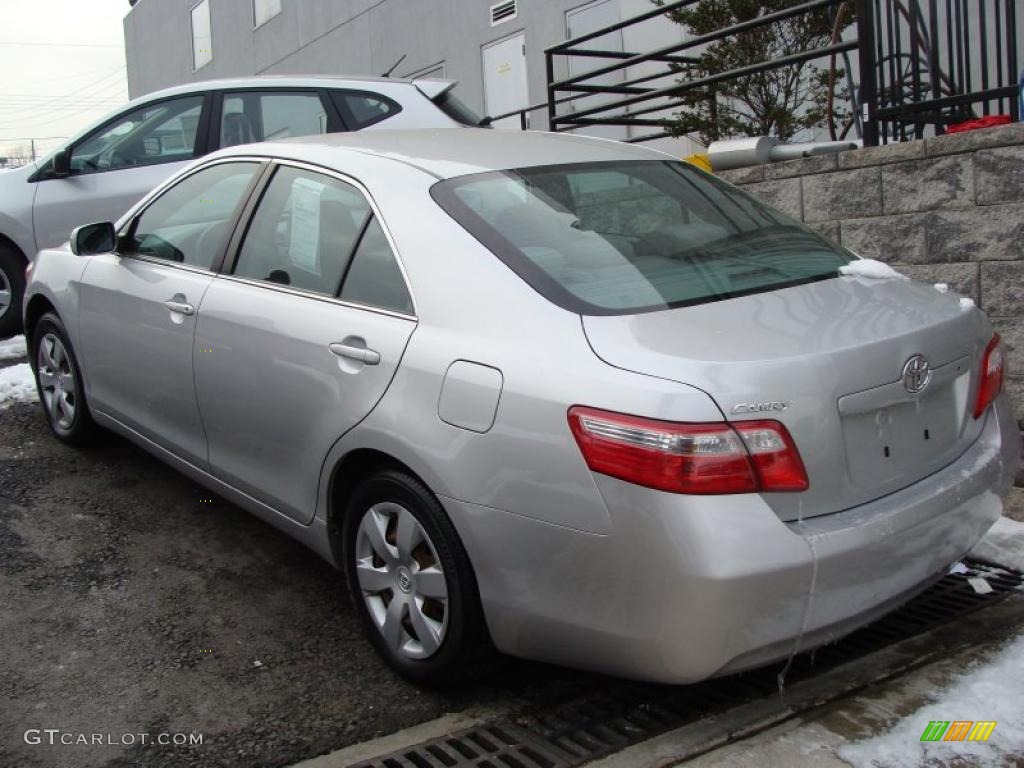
36,332,77,430
0,267,10,320
354,502,449,660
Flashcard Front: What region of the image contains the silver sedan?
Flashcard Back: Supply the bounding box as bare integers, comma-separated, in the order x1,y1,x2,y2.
23,129,1020,686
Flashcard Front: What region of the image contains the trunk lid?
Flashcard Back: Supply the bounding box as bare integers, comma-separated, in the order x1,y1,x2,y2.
582,275,987,520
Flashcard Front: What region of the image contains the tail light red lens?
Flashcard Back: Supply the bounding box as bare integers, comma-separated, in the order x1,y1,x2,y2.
973,333,1004,419
567,406,809,495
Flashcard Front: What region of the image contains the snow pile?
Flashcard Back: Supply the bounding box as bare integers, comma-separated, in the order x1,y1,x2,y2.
838,631,1024,767
0,334,27,361
933,283,950,293
970,516,1024,573
839,259,908,280
960,297,976,309
0,363,38,407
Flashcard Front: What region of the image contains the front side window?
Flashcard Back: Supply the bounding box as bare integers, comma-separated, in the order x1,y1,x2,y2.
125,162,259,270
233,166,370,296
70,96,203,174
220,91,328,148
191,0,213,70
432,161,852,315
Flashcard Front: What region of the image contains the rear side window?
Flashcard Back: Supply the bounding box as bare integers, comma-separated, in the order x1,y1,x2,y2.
233,165,370,296
220,91,329,148
339,218,413,315
332,91,401,129
431,161,852,315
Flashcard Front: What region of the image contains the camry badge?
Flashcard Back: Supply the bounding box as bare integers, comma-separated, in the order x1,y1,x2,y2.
731,401,790,414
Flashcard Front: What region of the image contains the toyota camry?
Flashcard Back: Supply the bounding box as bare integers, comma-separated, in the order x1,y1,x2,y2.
22,129,1020,685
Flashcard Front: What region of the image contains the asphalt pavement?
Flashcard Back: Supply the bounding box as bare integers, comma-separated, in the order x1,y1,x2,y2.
0,396,602,768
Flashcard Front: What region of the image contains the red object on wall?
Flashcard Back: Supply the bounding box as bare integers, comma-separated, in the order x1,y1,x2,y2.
945,115,1012,133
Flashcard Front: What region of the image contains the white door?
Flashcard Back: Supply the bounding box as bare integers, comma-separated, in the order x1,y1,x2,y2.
566,0,628,141
482,33,529,129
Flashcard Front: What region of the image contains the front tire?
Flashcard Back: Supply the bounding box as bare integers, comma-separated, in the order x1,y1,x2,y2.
31,312,95,445
342,470,492,687
0,243,26,339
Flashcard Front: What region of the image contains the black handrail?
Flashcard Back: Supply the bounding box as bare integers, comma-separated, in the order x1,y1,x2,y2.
488,0,1021,146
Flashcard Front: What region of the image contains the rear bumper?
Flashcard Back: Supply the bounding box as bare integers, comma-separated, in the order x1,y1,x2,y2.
442,395,1019,683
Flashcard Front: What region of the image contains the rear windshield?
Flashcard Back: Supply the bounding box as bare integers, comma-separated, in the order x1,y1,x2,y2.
431,160,852,315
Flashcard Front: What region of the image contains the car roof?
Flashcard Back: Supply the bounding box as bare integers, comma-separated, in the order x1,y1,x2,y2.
237,128,675,180
140,74,428,101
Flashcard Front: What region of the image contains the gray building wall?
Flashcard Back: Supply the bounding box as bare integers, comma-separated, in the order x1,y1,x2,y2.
123,0,701,155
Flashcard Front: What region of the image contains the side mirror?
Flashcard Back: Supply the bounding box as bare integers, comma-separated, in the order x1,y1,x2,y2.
51,148,71,178
70,222,116,256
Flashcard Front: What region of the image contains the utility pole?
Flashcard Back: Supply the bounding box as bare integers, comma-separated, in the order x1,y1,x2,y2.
30,139,35,162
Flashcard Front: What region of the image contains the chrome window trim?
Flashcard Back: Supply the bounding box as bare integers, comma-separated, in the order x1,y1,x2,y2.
215,273,418,322
228,156,419,319
125,253,222,278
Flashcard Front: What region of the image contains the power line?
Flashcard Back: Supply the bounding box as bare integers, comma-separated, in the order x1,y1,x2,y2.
0,95,128,131
10,65,124,89
0,41,122,49
2,92,125,98
0,97,127,108
0,136,68,141
0,71,128,126
0,96,127,106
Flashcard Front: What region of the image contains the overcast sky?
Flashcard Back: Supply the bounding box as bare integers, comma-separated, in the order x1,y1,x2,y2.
0,0,130,161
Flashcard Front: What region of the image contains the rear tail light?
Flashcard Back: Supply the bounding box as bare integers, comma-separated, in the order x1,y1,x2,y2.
973,333,1004,419
567,406,809,495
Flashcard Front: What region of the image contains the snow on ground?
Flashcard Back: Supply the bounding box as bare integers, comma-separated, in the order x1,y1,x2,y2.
0,334,27,361
839,259,908,280
970,516,1024,573
837,630,1024,768
0,363,37,407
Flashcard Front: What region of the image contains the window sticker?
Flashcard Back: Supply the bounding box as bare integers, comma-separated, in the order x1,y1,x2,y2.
288,177,324,273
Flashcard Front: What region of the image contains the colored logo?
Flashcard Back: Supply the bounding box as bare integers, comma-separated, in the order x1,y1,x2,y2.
920,720,997,742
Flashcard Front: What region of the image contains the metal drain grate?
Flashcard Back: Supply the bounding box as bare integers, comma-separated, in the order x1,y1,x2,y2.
354,560,1022,768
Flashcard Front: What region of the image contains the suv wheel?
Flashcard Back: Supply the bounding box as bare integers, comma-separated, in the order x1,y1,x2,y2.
342,470,493,686
0,243,26,339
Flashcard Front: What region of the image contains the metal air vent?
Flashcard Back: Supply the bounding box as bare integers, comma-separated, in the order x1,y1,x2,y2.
490,0,518,26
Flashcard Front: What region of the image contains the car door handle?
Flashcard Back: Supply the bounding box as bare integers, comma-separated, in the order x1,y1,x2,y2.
164,300,195,316
329,343,381,366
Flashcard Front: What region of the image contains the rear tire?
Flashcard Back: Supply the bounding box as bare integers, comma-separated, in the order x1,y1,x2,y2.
0,243,26,339
31,312,95,445
342,469,493,687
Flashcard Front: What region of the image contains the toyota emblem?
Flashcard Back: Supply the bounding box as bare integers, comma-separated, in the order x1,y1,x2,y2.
902,354,932,394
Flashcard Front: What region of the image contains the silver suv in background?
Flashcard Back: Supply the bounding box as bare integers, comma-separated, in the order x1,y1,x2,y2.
0,75,482,337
